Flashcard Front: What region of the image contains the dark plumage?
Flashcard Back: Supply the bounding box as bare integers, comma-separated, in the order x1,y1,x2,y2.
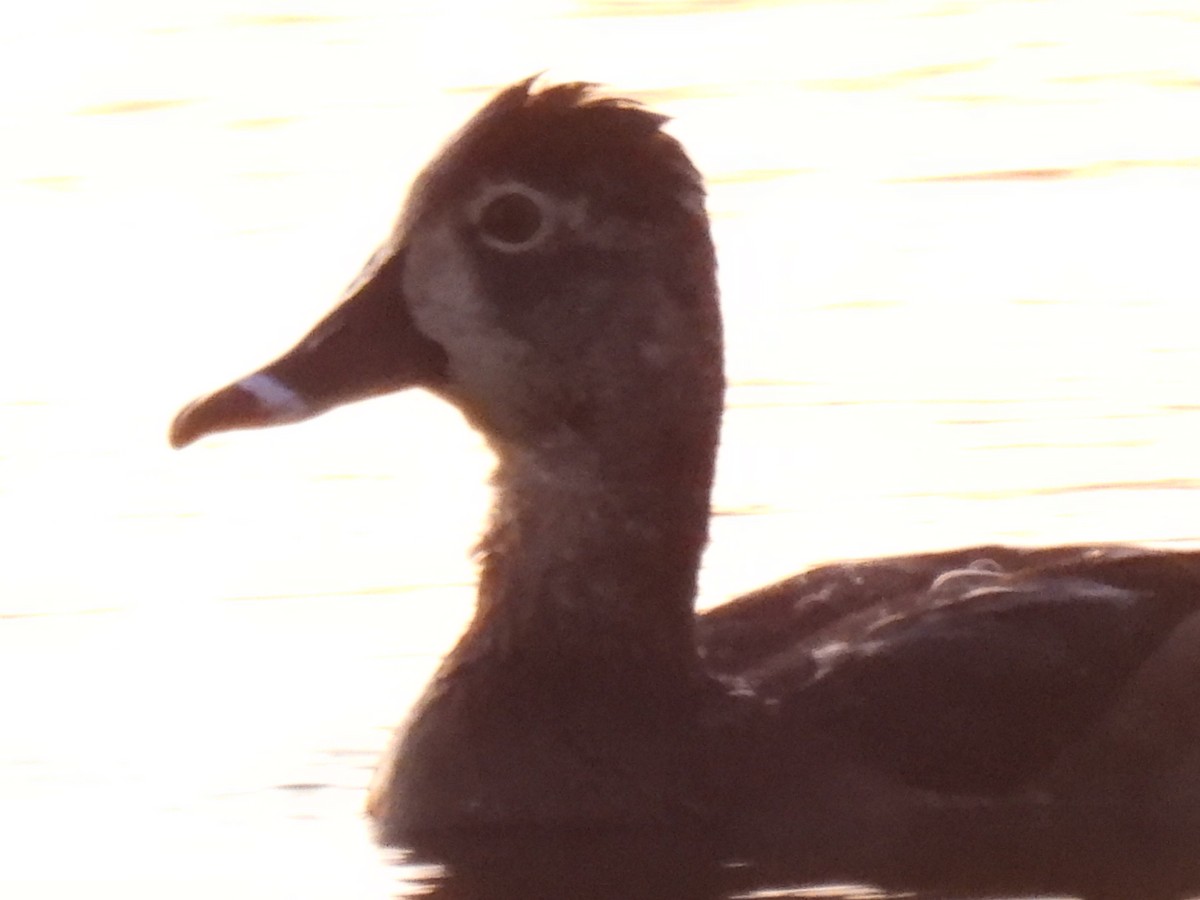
171,79,1200,899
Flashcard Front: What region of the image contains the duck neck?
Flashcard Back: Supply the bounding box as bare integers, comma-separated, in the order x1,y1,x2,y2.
456,411,720,686
374,415,724,840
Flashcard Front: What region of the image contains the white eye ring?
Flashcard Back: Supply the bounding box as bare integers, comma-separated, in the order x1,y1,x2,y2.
469,183,553,253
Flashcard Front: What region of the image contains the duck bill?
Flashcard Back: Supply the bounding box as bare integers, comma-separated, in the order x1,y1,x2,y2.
169,248,447,449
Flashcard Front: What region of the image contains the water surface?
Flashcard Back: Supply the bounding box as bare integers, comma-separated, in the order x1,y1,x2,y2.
2,1,1199,896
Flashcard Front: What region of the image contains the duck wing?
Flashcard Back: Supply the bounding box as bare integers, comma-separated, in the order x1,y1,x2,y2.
698,545,1200,796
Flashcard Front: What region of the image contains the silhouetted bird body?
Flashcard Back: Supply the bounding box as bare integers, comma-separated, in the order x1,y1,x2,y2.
172,78,1200,900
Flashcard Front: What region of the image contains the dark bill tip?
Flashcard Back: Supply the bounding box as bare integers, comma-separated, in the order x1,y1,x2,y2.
169,374,311,449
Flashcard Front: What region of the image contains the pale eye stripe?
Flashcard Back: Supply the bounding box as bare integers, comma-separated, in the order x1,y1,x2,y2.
238,373,310,420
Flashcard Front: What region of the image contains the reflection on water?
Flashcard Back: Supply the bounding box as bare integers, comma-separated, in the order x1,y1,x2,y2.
395,832,738,900
389,832,900,900
1,0,1199,897
386,830,1092,900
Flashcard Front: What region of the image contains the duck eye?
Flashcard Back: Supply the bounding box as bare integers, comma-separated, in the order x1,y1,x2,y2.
475,190,547,250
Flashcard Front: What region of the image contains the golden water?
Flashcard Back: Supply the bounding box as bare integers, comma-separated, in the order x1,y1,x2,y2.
2,1,1199,896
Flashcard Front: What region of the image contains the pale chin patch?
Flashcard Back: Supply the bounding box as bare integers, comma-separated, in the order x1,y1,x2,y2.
238,373,311,421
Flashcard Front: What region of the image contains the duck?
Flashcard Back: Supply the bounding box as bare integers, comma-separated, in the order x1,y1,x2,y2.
170,78,1200,899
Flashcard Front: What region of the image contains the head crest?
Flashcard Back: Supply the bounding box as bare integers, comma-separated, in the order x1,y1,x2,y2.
415,77,703,225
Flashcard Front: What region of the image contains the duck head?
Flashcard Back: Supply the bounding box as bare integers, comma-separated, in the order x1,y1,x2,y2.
171,77,723,486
